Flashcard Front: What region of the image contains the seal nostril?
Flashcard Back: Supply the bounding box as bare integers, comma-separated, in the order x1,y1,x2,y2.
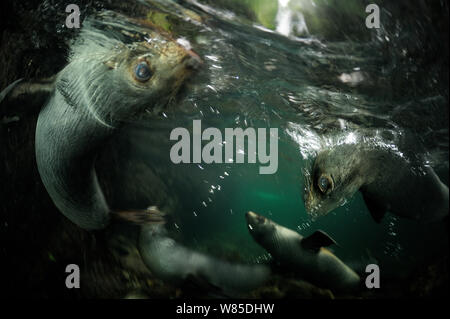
181,49,202,70
185,56,202,70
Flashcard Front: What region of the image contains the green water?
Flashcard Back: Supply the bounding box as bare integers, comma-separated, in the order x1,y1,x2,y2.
122,0,448,278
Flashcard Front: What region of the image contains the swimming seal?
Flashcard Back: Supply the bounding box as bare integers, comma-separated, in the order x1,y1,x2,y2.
304,141,449,223
246,211,360,292
139,222,270,294
35,17,201,230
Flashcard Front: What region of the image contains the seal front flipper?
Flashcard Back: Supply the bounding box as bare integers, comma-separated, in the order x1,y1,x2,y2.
301,230,337,253
361,191,386,223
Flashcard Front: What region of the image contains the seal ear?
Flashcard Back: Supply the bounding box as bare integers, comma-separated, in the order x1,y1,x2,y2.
104,60,118,69
301,230,337,253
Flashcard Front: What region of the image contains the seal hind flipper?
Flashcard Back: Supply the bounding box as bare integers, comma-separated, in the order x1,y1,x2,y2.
301,230,337,253
361,191,386,223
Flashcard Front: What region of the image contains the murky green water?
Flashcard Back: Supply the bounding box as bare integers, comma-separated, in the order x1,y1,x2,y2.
1,0,448,299
115,0,448,279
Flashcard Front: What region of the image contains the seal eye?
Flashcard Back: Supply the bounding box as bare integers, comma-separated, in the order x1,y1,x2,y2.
134,62,152,82
318,174,333,194
256,215,266,224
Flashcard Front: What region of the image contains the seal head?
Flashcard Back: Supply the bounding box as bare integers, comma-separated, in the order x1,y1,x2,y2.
304,144,365,218
303,142,449,222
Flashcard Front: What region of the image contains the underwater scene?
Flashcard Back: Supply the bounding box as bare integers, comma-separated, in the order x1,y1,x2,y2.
0,0,448,302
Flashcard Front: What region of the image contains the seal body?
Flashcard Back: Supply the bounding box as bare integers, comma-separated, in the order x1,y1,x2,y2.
304,141,449,223
246,211,360,292
36,88,113,229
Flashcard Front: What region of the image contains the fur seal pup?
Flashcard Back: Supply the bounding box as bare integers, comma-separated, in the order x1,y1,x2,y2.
304,142,449,223
246,211,360,292
35,17,201,230
139,222,270,294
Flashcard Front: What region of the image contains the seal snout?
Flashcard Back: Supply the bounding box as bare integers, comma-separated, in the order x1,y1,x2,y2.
183,50,203,70
246,211,266,231
246,211,257,223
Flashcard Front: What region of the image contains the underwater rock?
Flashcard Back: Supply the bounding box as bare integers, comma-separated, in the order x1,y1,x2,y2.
407,256,449,298
195,0,278,29
249,276,334,299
